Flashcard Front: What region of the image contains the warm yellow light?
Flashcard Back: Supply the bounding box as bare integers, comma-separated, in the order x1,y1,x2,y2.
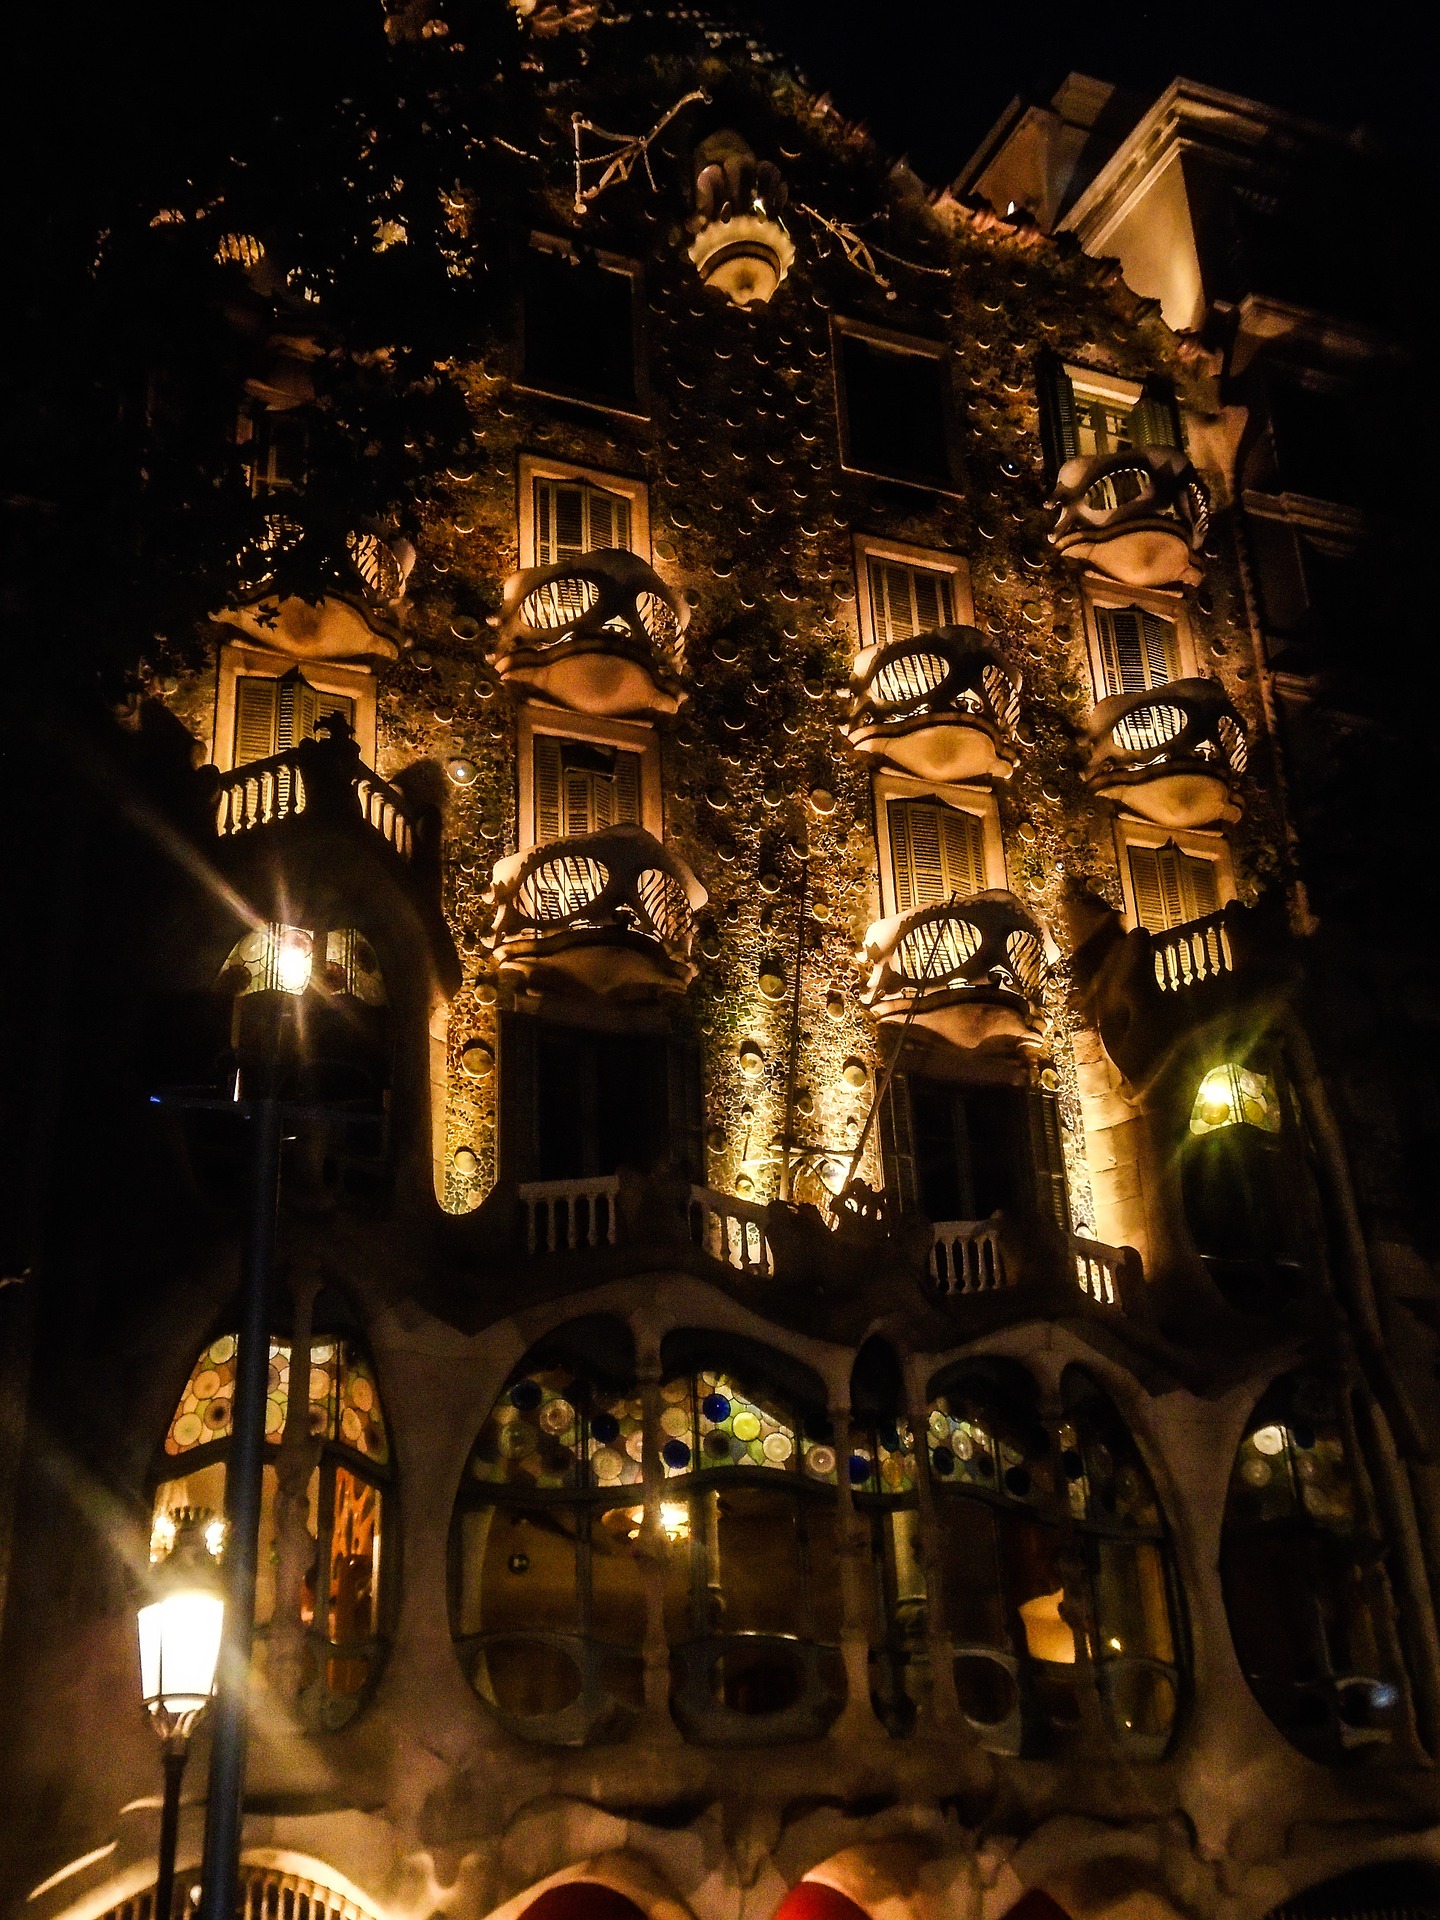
1018,1589,1076,1664
1195,1067,1236,1128
1252,1424,1286,1457
204,1518,226,1558
149,1512,177,1564
137,1590,224,1722
659,1501,690,1542
271,925,314,995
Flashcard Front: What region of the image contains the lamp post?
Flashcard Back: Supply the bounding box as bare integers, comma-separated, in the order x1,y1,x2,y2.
138,1512,225,1920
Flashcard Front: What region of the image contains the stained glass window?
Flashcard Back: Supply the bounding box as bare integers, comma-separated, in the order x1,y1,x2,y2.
468,1365,639,1491
1189,1064,1283,1137
164,1336,387,1464
658,1370,836,1482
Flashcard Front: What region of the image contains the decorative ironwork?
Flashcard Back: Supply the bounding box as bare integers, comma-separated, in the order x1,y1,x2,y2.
1086,678,1247,827
1049,446,1209,587
845,626,1021,782
484,823,706,993
494,548,688,717
860,892,1048,1051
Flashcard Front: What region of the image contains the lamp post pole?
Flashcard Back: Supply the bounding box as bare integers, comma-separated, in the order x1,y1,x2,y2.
196,1090,282,1920
152,1741,187,1920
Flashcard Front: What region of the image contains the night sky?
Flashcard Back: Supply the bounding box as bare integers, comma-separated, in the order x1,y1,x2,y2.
752,0,1426,187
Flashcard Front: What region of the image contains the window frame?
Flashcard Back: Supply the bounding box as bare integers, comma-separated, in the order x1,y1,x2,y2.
515,233,650,422
1081,580,1198,706
517,709,663,852
213,641,377,772
872,771,1007,922
1114,820,1235,933
852,534,974,661
517,453,652,570
831,316,963,494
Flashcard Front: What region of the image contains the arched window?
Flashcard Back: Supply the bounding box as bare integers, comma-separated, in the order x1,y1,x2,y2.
449,1319,648,1743
1180,1056,1304,1313
150,1323,392,1729
925,1362,1181,1757
849,1336,926,1735
1059,1368,1181,1754
659,1332,844,1741
1222,1371,1412,1761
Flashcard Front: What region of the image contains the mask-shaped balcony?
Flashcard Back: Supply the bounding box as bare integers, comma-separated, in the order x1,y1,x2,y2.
219,515,413,661
493,550,688,719
1085,680,1247,828
484,824,707,996
860,892,1048,1052
1049,447,1209,588
843,627,1021,784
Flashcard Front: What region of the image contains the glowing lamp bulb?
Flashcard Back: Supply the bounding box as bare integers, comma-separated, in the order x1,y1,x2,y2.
659,1501,690,1543
271,926,314,994
1195,1067,1236,1128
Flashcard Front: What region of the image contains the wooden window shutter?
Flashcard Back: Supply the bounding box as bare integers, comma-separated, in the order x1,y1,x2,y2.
613,750,642,825
1028,1089,1072,1233
1128,846,1168,932
666,1037,706,1181
1180,851,1220,921
911,565,950,633
316,689,356,735
562,767,593,836
498,1013,540,1184
1141,611,1179,686
889,799,943,910
534,735,564,844
535,478,632,561
1128,377,1184,452
234,676,279,765
275,670,321,750
1097,608,1147,696
939,807,986,897
587,487,630,551
1038,352,1080,480
869,558,910,643
878,1069,919,1212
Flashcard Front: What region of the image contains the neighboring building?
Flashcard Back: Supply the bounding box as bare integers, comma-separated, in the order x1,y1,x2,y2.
3,19,1439,1920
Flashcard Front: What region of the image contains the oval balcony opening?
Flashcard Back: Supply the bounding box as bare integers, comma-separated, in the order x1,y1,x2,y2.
484,824,707,997
1086,679,1247,828
861,892,1048,1053
495,549,688,719
845,627,1021,784
1048,447,1209,588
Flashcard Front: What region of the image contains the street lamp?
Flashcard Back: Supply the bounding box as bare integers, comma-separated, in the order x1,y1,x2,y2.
138,1511,225,1920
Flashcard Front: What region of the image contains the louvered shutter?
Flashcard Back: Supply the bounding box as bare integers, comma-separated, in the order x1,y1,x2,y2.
562,767,593,837
534,735,564,843
1181,852,1220,921
275,670,321,749
613,750,642,824
1038,352,1080,481
1097,608,1147,696
234,676,279,764
1128,847,1167,933
1028,1089,1072,1233
1128,378,1184,452
939,806,986,896
911,566,950,633
870,559,912,643
879,1069,919,1212
587,487,630,551
536,481,553,562
890,800,946,910
1154,845,1188,928
1141,611,1179,687
316,690,356,735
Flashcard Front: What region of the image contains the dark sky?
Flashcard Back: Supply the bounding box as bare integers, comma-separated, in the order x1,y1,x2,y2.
752,0,1427,186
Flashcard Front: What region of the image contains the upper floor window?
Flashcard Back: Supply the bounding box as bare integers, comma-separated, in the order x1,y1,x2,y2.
868,555,953,642
239,407,307,496
1095,606,1180,697
233,665,355,766
879,1067,1070,1235
534,477,632,563
1127,840,1220,933
534,734,643,842
521,240,641,413
836,323,956,489
1038,356,1183,481
1222,1371,1415,1762
888,797,987,912
151,1324,392,1729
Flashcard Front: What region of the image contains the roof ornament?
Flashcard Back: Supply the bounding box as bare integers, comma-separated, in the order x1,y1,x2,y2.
687,130,795,307
571,89,709,217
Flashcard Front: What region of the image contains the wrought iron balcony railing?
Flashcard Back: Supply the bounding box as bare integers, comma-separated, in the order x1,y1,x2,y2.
1049,447,1209,588
493,548,688,718
1085,679,1247,828
844,626,1021,783
484,823,706,994
222,513,413,659
860,892,1048,1052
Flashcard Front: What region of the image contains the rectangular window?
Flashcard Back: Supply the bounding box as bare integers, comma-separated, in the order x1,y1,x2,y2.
867,555,953,643
881,1070,1070,1232
521,244,639,411
1073,391,1134,458
233,670,355,765
888,799,986,912
1128,843,1220,932
534,477,632,563
244,411,308,496
1095,606,1181,696
1038,357,1182,479
534,735,643,842
838,331,954,488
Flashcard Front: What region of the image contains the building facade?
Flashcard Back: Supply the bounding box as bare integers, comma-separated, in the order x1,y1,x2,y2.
3,15,1438,1920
